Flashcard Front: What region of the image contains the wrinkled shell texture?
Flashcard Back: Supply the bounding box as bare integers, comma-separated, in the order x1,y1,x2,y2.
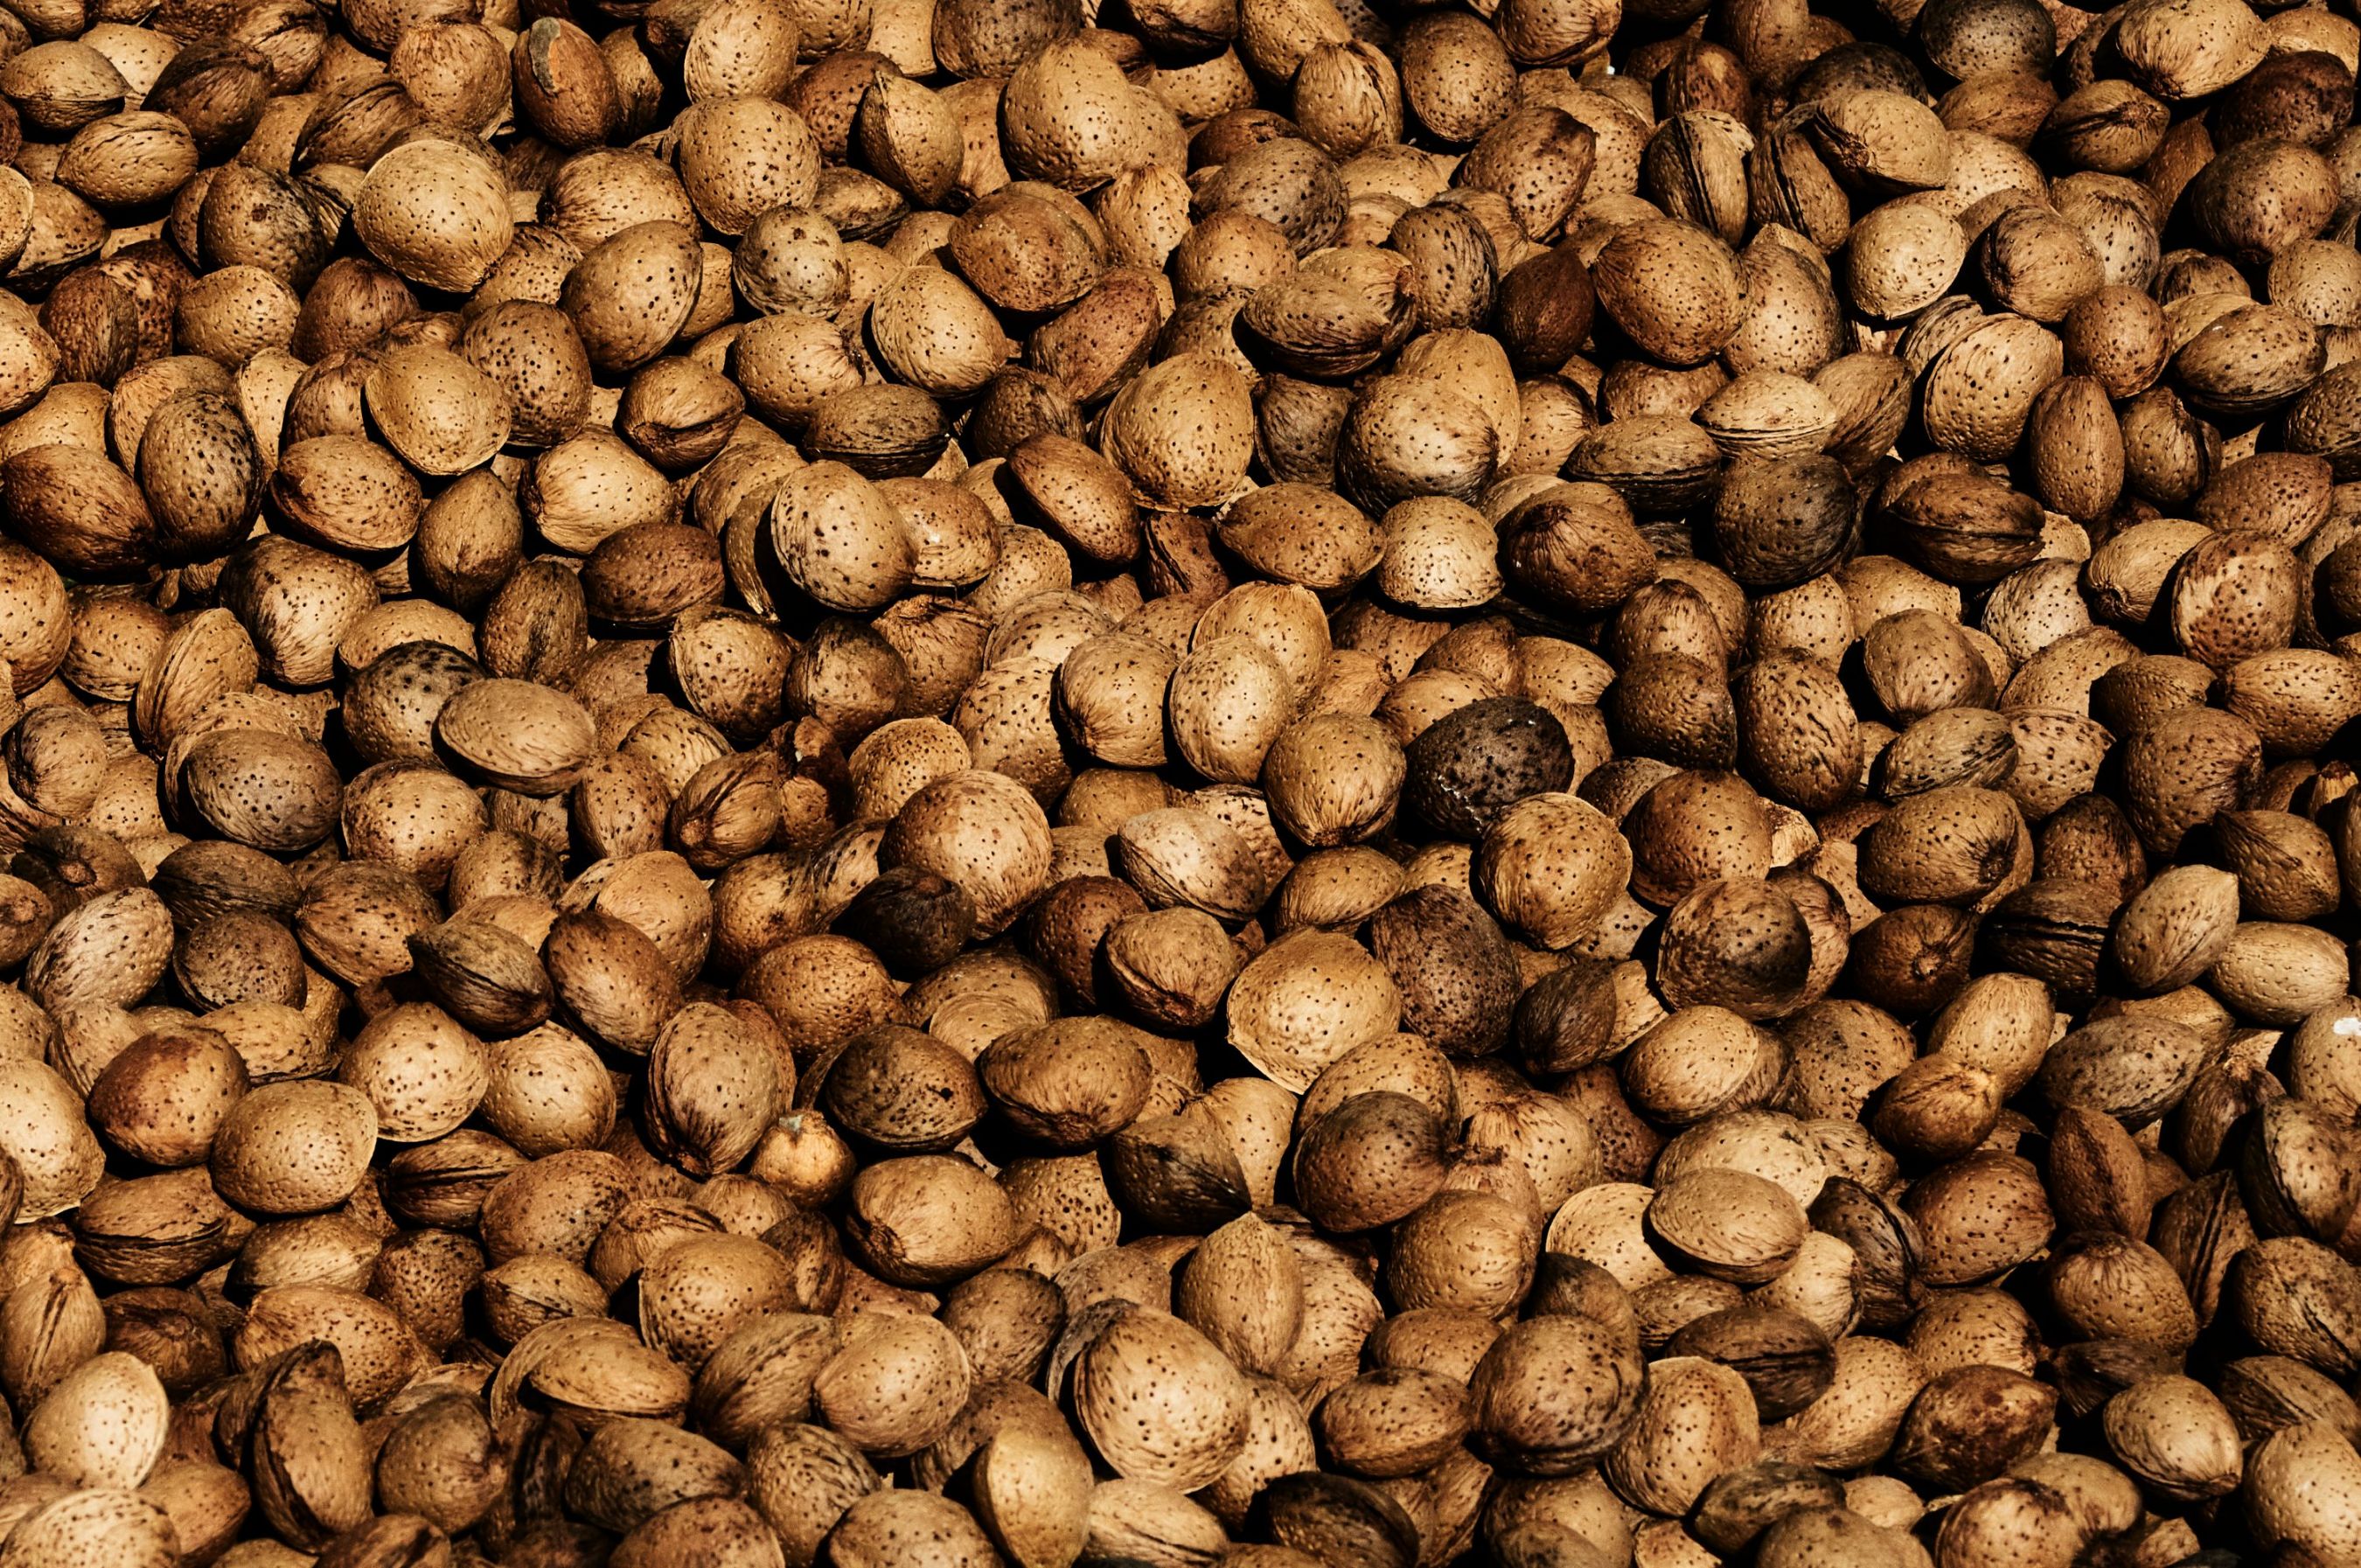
0,0,2353,1563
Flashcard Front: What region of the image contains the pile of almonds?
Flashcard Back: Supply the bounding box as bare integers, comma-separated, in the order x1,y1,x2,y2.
0,0,2360,1558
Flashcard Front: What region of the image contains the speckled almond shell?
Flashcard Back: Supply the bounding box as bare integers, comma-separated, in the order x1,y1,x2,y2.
1053,631,1175,770
236,1285,428,1405
1100,349,1265,507
1396,12,1516,144
2120,704,2261,854
998,38,1169,192
681,0,802,101
2219,648,2361,756
269,434,424,554
129,394,261,561
1589,220,1744,368
2285,359,2361,477
1167,634,1296,785
21,1351,167,1489
1569,415,1724,513
813,1313,973,1457
1900,1151,2056,1288
526,429,680,555
2037,1014,2207,1129
868,266,1011,397
1733,654,1859,813
999,435,1135,567
540,150,697,254
0,1056,104,1216
180,728,343,853
1697,371,1839,460
674,95,823,236
337,1000,493,1141
209,1077,379,1215
1218,484,1369,599
1647,1168,1808,1284
1812,90,1954,190
4,441,155,577
1856,784,2023,906
879,768,1053,935
1241,249,1417,380
638,1234,801,1369
1643,111,1750,247
0,289,57,423
967,1418,1092,1565
949,185,1104,315
1262,712,1405,847
0,1488,178,1568
855,73,962,209
1375,496,1496,610
353,140,514,293
561,220,705,373
1396,327,1520,453
1072,1308,1252,1490
1470,1315,1646,1474
768,460,916,612
1226,928,1401,1091
2095,1376,2233,1501
1340,373,1500,508
1459,105,1595,243
512,18,618,151
1291,38,1400,158
1472,791,1632,951
2174,304,2324,417
435,677,600,796
827,1490,999,1568
1,41,127,132
1604,1356,1760,1517
127,611,254,756
215,535,383,689
1115,804,1271,920
1366,885,1517,1056
58,111,196,211
644,1001,782,1175
2169,530,2301,670
847,1153,1015,1286
2247,1423,2361,1561
1919,313,2065,463
1846,203,1967,319
2113,0,2267,100
365,341,512,475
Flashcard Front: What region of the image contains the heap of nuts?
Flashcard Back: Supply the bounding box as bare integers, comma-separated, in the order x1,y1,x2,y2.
0,0,2358,1558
